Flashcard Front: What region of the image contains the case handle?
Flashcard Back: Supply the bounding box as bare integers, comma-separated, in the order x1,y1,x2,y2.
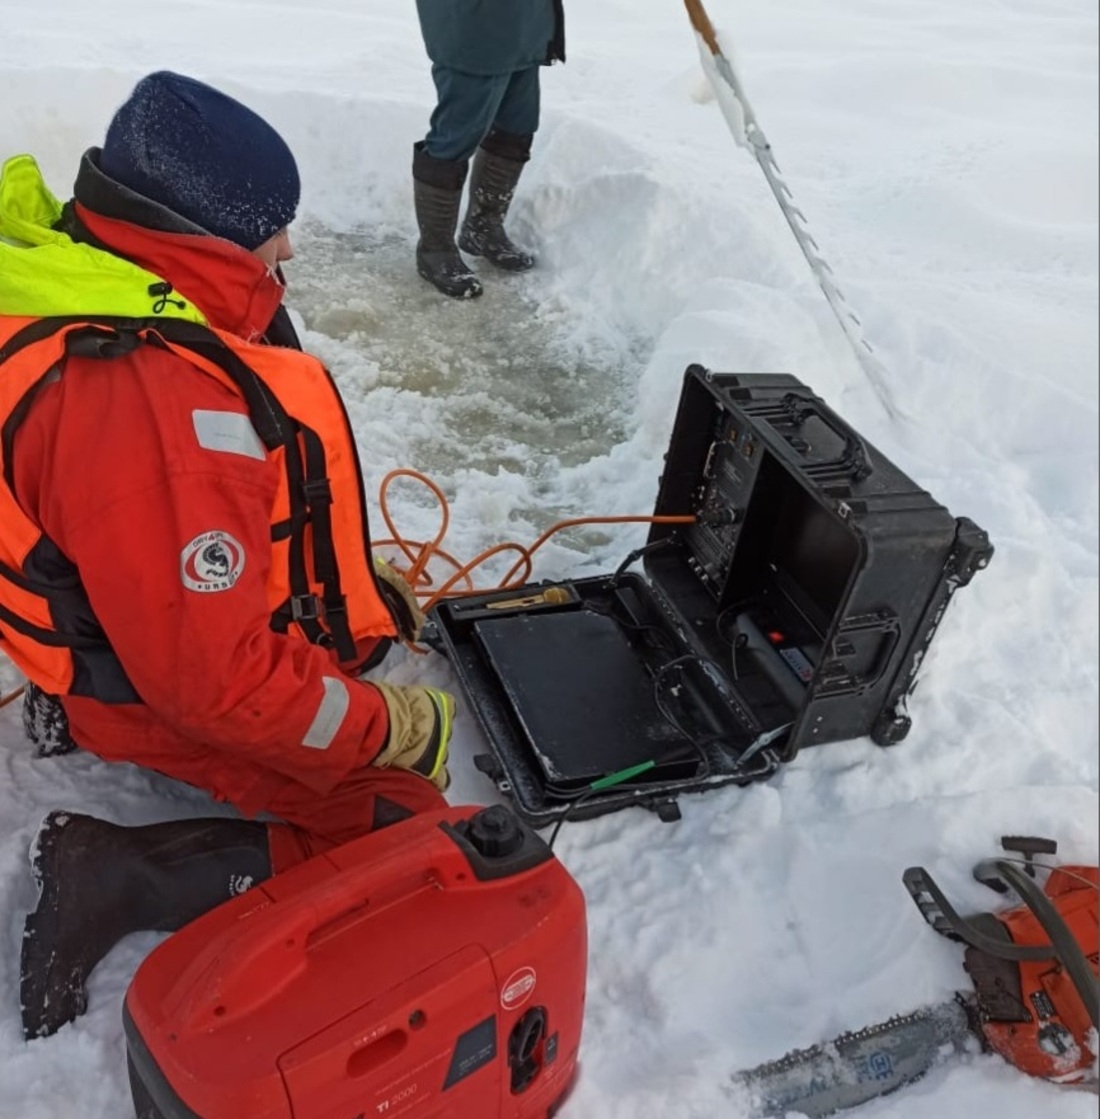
820,614,902,696
764,392,873,482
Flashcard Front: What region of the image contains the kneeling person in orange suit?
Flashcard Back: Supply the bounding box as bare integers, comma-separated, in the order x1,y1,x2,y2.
0,71,456,1040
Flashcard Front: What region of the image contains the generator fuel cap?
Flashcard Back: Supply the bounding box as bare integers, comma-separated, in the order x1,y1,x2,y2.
466,805,526,858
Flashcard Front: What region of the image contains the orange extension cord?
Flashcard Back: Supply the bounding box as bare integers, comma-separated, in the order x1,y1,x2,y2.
373,468,696,613
0,469,696,691
0,684,25,709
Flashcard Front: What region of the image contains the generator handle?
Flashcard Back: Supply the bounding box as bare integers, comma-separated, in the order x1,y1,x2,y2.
166,829,467,1030
775,392,873,482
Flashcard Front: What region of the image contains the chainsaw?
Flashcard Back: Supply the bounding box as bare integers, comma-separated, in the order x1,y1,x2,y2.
734,837,1099,1117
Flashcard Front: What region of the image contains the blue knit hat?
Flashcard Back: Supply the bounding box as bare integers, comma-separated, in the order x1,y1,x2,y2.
100,71,300,250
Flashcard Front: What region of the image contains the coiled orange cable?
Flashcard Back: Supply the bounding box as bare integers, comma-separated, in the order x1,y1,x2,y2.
0,471,695,690
372,468,696,612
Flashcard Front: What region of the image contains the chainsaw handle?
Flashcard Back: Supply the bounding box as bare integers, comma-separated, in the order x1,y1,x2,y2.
903,867,1056,962
974,837,1059,892
993,859,1099,1031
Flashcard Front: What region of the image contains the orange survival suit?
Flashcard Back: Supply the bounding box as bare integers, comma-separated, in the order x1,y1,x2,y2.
0,153,445,869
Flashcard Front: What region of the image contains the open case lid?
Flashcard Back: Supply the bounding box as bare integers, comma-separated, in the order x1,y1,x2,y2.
642,366,990,758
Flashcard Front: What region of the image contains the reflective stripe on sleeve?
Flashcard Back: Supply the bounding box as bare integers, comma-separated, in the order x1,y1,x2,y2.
301,676,351,750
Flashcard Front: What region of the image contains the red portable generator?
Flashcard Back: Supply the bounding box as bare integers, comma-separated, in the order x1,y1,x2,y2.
124,805,587,1119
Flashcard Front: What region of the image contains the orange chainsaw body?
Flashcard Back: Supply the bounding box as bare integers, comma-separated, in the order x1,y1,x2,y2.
975,864,1098,1082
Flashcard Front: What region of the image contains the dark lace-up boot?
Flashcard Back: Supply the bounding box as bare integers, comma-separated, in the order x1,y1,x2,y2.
458,129,536,272
21,810,272,1039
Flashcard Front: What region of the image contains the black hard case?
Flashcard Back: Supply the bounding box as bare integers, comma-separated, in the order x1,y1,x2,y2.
432,368,993,826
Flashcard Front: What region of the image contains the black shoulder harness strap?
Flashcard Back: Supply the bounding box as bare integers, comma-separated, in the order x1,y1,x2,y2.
1,316,358,662
151,319,359,662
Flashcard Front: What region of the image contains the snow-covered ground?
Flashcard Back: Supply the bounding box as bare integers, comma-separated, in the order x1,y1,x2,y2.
1,1,1097,1116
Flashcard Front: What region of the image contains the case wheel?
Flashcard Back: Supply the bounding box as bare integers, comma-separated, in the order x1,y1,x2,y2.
871,712,911,746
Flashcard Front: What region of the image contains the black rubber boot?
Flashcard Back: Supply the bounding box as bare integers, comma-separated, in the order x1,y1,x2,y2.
412,142,482,299
21,810,272,1040
22,682,77,757
458,130,536,272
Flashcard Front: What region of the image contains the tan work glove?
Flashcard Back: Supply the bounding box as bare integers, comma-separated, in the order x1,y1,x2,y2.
373,556,427,643
372,681,454,792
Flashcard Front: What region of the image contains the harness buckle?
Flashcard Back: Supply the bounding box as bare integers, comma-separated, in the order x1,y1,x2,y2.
65,326,142,360
290,594,321,622
301,479,333,506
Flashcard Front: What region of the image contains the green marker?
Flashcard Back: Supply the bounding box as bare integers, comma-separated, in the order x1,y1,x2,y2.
589,760,656,791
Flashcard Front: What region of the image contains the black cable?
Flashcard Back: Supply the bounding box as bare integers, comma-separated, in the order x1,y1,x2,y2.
714,600,750,643
609,537,675,585
539,558,730,844
652,655,706,743
584,601,677,656
730,635,743,680
547,790,601,850
543,653,719,791
651,654,718,778
714,599,755,679
543,655,718,845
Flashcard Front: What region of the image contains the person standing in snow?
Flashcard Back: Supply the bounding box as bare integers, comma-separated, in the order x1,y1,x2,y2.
412,0,565,298
0,71,456,1041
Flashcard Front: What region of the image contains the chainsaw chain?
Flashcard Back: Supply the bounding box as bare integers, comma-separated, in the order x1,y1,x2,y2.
738,1004,965,1080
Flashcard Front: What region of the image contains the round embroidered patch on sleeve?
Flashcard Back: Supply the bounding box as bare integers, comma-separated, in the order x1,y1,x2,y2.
180,530,246,592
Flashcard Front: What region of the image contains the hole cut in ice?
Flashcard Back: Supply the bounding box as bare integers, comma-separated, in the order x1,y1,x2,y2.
286,222,638,482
